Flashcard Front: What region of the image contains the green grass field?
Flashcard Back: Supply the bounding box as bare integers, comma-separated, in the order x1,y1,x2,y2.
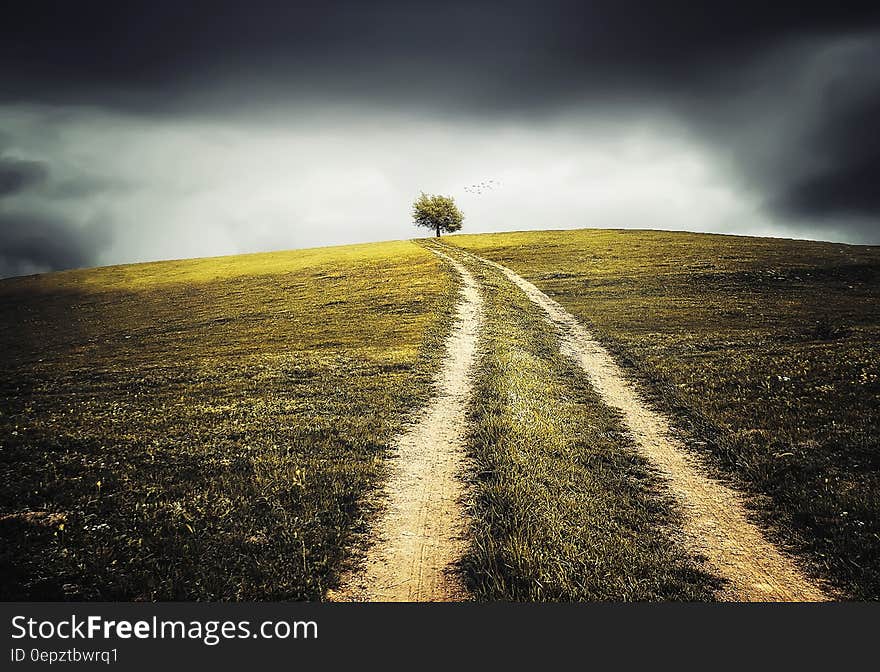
447,229,880,599
0,241,455,600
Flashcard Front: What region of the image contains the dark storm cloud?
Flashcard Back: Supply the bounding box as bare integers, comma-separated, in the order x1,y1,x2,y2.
776,88,880,220
0,156,49,197
0,212,107,278
0,146,115,276
2,2,876,110
1,1,879,252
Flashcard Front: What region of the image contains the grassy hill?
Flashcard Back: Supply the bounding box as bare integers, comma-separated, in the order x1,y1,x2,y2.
0,241,455,599
453,247,719,600
1,228,878,600
446,229,880,599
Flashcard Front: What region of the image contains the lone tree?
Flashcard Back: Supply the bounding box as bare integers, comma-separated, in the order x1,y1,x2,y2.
412,192,464,237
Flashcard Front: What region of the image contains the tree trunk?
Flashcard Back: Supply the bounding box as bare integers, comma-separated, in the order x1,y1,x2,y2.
435,225,440,237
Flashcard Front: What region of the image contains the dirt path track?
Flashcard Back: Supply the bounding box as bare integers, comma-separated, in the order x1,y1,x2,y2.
329,249,481,602
451,246,828,602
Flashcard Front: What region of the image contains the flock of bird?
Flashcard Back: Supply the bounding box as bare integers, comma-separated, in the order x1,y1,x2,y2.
463,178,501,195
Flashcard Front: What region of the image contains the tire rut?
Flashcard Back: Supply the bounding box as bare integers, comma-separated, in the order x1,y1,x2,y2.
447,245,829,602
328,249,482,602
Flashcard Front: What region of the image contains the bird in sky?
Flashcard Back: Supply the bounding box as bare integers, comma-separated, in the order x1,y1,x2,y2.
463,178,501,195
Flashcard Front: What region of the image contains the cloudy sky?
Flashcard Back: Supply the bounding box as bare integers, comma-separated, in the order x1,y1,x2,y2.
1,2,878,277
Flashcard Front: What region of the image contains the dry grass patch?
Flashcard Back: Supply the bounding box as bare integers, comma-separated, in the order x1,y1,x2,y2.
0,240,455,600
448,228,880,599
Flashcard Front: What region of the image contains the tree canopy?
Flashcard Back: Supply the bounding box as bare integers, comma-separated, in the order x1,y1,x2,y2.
412,193,464,237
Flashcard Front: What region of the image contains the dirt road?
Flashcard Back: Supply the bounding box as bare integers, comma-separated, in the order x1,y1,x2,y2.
333,240,828,602
329,250,482,601
448,245,829,602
